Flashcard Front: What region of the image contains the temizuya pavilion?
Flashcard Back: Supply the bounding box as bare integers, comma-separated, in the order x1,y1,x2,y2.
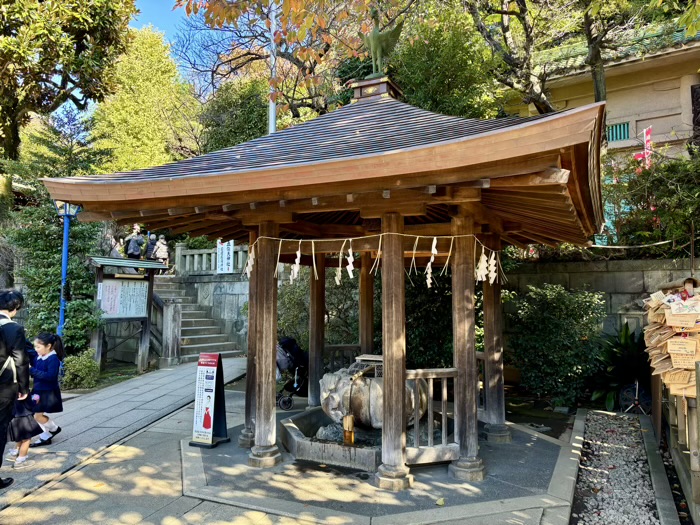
43,78,604,490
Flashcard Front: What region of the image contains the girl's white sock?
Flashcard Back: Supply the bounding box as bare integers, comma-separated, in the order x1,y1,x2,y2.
15,456,26,464
38,431,52,441
38,422,47,432
45,420,58,432
7,449,17,456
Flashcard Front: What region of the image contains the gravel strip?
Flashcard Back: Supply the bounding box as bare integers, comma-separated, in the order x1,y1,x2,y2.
572,412,660,525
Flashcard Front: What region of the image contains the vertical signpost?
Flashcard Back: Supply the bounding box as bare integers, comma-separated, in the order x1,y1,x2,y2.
190,353,229,448
216,240,235,274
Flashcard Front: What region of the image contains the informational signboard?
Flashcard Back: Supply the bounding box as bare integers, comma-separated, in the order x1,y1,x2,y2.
216,240,235,274
190,353,229,448
98,278,149,319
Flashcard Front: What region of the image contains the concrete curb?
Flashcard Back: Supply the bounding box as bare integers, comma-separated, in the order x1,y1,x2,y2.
640,415,681,525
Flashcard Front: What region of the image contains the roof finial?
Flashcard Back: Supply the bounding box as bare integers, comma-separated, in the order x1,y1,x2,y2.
358,6,404,80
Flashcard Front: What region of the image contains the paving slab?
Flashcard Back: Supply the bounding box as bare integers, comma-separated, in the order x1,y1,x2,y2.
0,357,246,511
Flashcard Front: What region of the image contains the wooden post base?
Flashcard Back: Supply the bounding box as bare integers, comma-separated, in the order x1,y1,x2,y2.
238,428,255,448
374,464,414,491
449,457,485,481
248,445,282,468
484,424,512,444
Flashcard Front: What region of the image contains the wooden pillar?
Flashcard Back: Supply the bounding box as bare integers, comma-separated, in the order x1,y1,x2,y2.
159,297,182,368
239,230,258,448
138,271,155,373
482,234,511,443
360,252,374,354
91,267,105,370
308,253,325,407
249,222,282,467
449,213,485,481
652,374,662,445
679,397,688,446
375,213,413,491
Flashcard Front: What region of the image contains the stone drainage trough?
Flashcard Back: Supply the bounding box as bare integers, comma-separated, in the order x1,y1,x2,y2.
280,406,382,472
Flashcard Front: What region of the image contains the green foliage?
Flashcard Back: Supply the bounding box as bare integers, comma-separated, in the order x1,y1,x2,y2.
184,236,217,250
0,175,11,223
92,27,202,172
0,0,136,159
277,266,360,351
62,349,101,390
508,284,606,406
589,322,650,411
3,112,104,352
391,4,499,118
201,78,268,153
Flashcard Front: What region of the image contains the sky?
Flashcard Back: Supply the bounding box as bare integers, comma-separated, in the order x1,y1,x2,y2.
133,0,188,44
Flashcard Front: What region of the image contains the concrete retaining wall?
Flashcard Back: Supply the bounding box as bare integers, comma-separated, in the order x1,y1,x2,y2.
506,258,699,334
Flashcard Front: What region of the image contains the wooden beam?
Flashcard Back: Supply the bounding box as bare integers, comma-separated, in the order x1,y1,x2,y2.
482,233,510,443
64,151,565,214
250,221,282,467
280,221,366,238
239,229,258,448
448,211,484,481
360,252,374,354
488,168,570,187
375,212,412,490
308,254,325,407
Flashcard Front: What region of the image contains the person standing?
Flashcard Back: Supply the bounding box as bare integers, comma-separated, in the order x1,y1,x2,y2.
29,333,64,448
154,235,169,272
0,290,31,489
124,224,144,260
145,234,157,260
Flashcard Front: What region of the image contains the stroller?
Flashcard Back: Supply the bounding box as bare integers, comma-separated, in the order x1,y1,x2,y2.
276,337,309,410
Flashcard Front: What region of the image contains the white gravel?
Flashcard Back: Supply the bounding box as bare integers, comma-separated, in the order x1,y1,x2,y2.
573,412,660,525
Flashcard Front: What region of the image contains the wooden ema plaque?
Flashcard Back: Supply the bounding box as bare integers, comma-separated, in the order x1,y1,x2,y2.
665,311,699,329
668,336,700,370
190,353,230,448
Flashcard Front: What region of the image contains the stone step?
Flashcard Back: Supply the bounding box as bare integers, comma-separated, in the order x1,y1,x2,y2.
181,304,210,313
181,326,221,336
181,334,229,345
182,310,211,319
179,349,245,363
181,318,217,328
154,289,188,296
181,341,239,355
153,281,181,289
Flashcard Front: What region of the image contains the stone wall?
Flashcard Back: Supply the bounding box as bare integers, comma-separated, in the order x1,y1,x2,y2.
506,258,699,334
175,273,250,349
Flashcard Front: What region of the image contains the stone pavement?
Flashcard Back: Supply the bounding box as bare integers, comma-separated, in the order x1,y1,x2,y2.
0,357,247,512
0,377,582,525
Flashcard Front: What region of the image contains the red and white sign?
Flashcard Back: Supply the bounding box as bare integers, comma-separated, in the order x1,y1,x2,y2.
634,126,653,169
192,353,220,445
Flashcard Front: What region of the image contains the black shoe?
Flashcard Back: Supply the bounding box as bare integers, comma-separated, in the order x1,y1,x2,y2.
0,478,14,490
50,427,61,437
29,438,52,448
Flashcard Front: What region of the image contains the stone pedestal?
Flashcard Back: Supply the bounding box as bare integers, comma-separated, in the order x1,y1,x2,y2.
484,423,512,444
449,456,485,481
238,428,255,448
249,445,282,468
374,464,414,491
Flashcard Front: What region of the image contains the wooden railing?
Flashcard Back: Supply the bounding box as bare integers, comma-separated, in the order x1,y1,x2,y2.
174,243,248,276
405,367,459,465
150,294,182,366
324,344,362,372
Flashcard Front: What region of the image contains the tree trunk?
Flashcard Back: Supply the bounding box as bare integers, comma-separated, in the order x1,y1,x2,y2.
2,117,21,161
589,56,607,103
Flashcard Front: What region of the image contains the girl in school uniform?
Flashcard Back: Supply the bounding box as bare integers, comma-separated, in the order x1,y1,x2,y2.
29,333,63,447
5,395,42,469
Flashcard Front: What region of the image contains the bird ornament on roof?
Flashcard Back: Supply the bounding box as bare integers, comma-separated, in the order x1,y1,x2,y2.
359,8,404,79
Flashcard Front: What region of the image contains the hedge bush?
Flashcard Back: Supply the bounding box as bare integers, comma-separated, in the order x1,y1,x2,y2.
508,284,606,406
62,349,101,390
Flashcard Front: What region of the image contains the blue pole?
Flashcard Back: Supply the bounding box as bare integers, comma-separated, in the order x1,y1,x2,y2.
57,215,71,336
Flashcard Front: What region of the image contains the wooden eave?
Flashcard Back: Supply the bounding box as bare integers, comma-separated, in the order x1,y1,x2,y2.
42,98,605,248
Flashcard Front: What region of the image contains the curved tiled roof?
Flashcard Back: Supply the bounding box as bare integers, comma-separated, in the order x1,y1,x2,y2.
65,96,554,183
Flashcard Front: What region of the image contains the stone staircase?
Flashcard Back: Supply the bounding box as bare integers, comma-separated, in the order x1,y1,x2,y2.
154,278,244,363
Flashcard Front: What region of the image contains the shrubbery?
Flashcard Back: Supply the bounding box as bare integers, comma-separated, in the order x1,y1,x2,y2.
62,349,101,390
508,284,606,406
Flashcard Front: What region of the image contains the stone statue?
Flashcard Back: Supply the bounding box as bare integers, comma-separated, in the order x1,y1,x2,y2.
359,8,404,79
320,368,428,429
